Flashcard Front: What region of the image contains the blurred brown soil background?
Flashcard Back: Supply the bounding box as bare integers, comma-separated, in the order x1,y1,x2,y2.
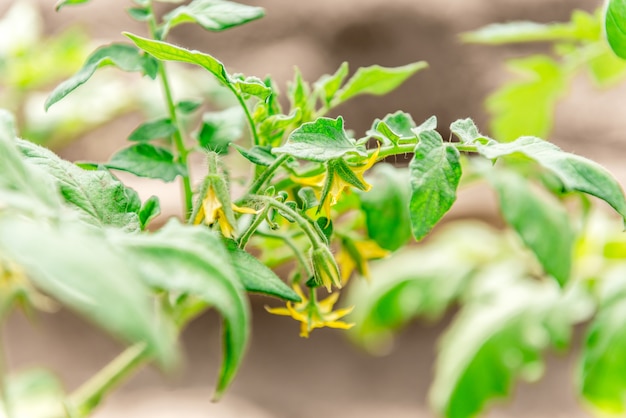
3,0,626,416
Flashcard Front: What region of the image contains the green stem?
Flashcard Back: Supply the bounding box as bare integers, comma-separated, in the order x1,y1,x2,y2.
227,84,260,146
238,206,270,249
249,195,323,247
254,230,314,278
68,343,150,417
246,154,290,196
146,2,193,219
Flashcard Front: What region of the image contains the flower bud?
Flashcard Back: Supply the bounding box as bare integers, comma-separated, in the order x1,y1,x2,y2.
311,246,342,292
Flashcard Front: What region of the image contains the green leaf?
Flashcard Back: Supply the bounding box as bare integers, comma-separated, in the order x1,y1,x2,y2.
231,75,273,100
313,61,349,107
580,265,626,414
129,118,177,142
409,130,462,241
486,56,567,141
234,145,276,167
45,43,158,110
0,112,61,217
359,164,412,251
127,7,150,21
368,111,417,145
125,32,229,85
138,195,161,229
17,139,142,232
477,136,626,221
225,241,301,301
490,169,574,286
196,107,244,154
107,144,188,182
287,67,314,124
55,0,90,11
273,117,367,162
162,0,264,37
176,99,203,113
109,220,250,398
430,274,590,418
0,216,175,365
334,61,428,105
0,369,66,418
450,118,492,144
462,11,600,45
605,0,626,59
587,47,626,86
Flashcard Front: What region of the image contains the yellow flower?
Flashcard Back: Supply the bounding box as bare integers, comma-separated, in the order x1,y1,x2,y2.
192,180,255,238
336,238,389,284
265,285,354,338
290,147,380,217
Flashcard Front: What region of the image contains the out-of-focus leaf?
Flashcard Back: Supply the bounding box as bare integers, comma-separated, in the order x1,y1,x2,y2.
486,56,567,141
196,107,244,154
55,0,90,11
334,62,428,105
605,0,626,59
314,61,349,107
109,220,249,398
45,43,157,110
0,216,176,366
430,268,591,418
107,143,188,182
138,195,160,229
409,130,462,241
360,164,412,251
477,136,626,222
490,169,574,286
129,118,177,142
17,139,142,232
162,0,264,37
0,369,66,418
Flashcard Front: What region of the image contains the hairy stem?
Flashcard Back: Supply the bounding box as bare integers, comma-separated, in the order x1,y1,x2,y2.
246,154,290,196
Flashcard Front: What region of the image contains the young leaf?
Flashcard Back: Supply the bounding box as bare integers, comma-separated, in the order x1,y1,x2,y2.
162,0,264,37
107,144,188,182
17,139,142,232
196,107,244,154
138,195,161,229
430,274,589,418
272,117,367,162
234,145,276,166
477,136,626,221
109,220,250,398
127,7,150,21
313,61,349,107
359,164,412,251
125,32,229,85
0,216,176,366
486,56,567,142
489,169,574,286
334,61,428,106
368,111,417,145
450,118,492,144
226,242,301,302
231,75,272,100
45,43,158,110
409,130,462,241
129,118,177,142
55,0,90,11
176,99,203,113
605,0,626,59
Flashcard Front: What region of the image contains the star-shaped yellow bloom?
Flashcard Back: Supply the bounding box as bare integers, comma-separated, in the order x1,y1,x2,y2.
336,238,390,284
265,285,354,338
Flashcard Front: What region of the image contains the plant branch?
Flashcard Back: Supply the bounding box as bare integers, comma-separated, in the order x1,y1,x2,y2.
68,343,150,417
246,154,290,196
227,84,260,146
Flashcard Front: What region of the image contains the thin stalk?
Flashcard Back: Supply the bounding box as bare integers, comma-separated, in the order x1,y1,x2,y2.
146,2,193,219
68,343,150,417
246,154,290,196
226,84,260,146
254,230,314,278
238,206,270,249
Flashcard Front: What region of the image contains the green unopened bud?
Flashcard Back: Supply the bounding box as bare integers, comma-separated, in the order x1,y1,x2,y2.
310,246,342,292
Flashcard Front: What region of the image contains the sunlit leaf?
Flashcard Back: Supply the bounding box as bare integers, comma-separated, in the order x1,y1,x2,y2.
196,107,244,154
605,0,626,59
